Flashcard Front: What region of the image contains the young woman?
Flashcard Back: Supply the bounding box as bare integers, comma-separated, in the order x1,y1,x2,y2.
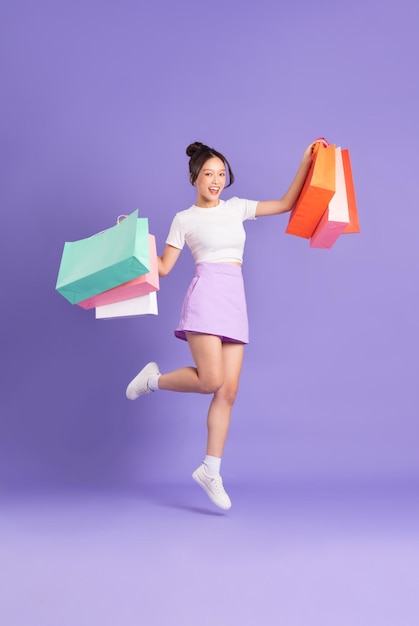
126,140,314,510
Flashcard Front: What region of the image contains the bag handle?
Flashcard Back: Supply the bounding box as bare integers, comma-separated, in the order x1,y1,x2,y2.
311,137,330,159
90,214,130,238
315,137,329,147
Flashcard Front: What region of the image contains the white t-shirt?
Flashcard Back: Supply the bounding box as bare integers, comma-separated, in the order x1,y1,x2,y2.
166,196,258,264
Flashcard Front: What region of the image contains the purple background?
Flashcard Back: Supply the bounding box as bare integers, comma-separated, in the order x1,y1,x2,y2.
1,0,418,624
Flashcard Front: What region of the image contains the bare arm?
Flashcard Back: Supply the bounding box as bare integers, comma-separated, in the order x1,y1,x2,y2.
255,143,315,217
158,244,182,277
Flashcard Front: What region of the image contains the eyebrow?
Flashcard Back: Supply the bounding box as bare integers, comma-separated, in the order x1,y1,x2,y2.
202,168,226,172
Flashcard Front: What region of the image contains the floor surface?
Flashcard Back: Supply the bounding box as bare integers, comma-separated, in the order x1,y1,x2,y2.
1,479,418,626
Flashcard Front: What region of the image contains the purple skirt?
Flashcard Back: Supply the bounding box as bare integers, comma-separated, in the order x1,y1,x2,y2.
174,263,249,344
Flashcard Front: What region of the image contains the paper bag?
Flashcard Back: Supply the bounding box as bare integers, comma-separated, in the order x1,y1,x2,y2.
310,147,349,248
286,142,336,239
77,234,159,309
95,292,158,319
56,210,150,304
341,149,360,234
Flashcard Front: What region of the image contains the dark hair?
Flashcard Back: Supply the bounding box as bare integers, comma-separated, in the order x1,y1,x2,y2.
186,142,235,187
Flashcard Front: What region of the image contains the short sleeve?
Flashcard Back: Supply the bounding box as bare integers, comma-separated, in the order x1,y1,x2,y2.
242,198,258,221
229,197,258,220
165,213,185,250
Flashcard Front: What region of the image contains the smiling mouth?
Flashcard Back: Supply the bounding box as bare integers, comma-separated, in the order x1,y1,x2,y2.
209,187,220,194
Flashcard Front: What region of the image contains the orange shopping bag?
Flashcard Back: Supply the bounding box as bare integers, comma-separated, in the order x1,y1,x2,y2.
286,140,336,239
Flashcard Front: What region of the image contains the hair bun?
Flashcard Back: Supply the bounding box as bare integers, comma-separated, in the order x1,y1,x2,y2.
186,142,206,158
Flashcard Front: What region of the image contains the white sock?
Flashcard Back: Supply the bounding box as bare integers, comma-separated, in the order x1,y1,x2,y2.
203,455,221,477
148,373,161,392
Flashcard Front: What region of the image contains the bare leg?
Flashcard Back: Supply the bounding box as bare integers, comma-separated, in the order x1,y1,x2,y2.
160,336,244,456
157,333,225,394
205,342,244,458
191,341,244,510
126,333,230,400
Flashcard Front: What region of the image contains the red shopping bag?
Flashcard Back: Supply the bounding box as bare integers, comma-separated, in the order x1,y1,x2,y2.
286,141,336,239
77,234,159,310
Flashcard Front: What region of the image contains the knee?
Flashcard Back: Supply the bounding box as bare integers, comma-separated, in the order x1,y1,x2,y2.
199,372,224,394
216,382,239,406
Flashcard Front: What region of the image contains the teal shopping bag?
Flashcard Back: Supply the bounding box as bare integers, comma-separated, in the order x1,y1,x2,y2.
56,210,150,304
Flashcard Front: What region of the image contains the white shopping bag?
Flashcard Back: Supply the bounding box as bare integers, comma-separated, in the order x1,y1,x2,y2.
95,291,158,319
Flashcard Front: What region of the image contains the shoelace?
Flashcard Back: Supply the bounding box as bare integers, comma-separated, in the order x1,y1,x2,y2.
210,475,225,494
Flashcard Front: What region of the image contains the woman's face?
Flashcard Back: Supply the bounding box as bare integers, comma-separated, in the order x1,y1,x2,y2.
194,157,226,207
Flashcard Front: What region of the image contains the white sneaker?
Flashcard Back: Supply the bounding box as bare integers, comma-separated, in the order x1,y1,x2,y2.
126,362,160,400
192,464,232,510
